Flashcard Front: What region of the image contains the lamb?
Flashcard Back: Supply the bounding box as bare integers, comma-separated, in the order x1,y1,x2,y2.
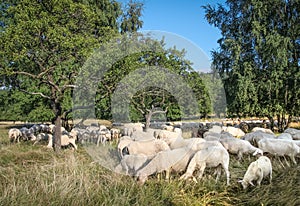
110,128,121,142
238,156,272,189
180,145,230,185
252,127,274,135
114,154,154,176
222,126,245,138
123,139,170,156
257,138,300,165
220,138,263,160
8,128,22,143
135,142,201,184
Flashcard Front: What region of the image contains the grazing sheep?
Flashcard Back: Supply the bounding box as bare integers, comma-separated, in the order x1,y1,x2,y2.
242,131,275,147
123,139,170,156
19,127,36,141
136,141,204,184
252,127,274,135
117,136,134,158
180,145,230,185
8,128,22,143
238,156,272,189
220,138,263,160
284,128,300,140
114,154,154,176
257,138,300,165
34,133,53,146
48,134,77,150
222,126,245,138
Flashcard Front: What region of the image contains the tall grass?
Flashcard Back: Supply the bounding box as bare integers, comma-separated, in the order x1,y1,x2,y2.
0,124,299,205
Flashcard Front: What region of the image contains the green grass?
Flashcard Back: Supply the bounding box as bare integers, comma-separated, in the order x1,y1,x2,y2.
0,124,299,205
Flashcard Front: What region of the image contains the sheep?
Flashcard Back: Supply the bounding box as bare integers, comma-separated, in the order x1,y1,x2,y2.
117,136,134,158
252,127,274,135
161,124,174,132
123,139,170,156
238,156,272,189
47,134,77,150
131,130,156,141
114,154,154,176
257,138,300,165
284,128,300,140
222,126,245,138
220,138,263,160
8,128,22,143
276,133,293,140
110,128,121,142
136,142,201,184
180,145,230,185
34,133,53,146
242,131,275,147
19,127,36,141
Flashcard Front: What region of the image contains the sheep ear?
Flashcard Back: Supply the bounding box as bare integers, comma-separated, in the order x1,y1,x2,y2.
249,182,255,186
237,179,243,183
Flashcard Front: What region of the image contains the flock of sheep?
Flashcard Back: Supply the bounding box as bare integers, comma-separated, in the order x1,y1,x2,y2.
7,121,300,189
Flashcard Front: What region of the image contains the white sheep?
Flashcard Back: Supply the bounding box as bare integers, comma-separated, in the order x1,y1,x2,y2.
284,128,300,140
135,142,201,184
238,156,272,189
161,124,174,132
276,133,293,140
242,131,275,147
222,126,245,138
220,138,263,160
257,138,300,165
8,128,22,143
252,127,274,135
117,136,134,158
48,134,77,150
123,139,170,156
34,133,53,146
180,145,230,185
114,154,154,176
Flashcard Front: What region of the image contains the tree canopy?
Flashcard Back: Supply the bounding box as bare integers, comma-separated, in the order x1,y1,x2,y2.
204,0,300,131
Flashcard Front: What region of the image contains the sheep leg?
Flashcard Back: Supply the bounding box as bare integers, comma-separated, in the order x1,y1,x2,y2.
180,156,197,180
215,165,222,182
290,155,297,165
197,162,207,180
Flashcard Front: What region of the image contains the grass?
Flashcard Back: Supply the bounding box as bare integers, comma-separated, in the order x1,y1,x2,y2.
0,123,300,205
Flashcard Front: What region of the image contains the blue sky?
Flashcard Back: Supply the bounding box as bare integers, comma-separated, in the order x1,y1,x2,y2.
119,0,226,72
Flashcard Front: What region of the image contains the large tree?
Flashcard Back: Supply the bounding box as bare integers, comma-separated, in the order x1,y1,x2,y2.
0,0,122,150
204,0,300,131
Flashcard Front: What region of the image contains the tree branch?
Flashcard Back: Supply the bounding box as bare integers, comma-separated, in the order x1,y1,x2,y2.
20,89,51,99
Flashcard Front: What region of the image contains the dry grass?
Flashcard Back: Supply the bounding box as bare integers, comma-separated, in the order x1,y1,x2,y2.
0,123,300,205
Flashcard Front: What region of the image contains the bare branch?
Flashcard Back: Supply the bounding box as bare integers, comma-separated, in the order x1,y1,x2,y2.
20,89,51,99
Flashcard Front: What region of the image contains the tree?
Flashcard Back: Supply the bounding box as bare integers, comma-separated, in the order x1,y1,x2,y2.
0,0,122,150
120,0,143,33
204,0,300,131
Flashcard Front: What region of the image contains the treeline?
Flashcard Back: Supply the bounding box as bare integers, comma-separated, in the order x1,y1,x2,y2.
0,0,212,129
204,0,300,131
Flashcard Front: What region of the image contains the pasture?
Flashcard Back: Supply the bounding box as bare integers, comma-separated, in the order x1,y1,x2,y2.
0,123,299,206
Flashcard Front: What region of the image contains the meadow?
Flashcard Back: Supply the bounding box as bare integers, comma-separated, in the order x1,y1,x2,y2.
0,123,299,206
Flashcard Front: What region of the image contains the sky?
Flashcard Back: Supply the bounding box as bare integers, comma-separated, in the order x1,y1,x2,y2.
119,0,226,72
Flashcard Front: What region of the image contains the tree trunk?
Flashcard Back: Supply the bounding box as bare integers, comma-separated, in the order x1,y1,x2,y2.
53,102,62,152
54,115,62,152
